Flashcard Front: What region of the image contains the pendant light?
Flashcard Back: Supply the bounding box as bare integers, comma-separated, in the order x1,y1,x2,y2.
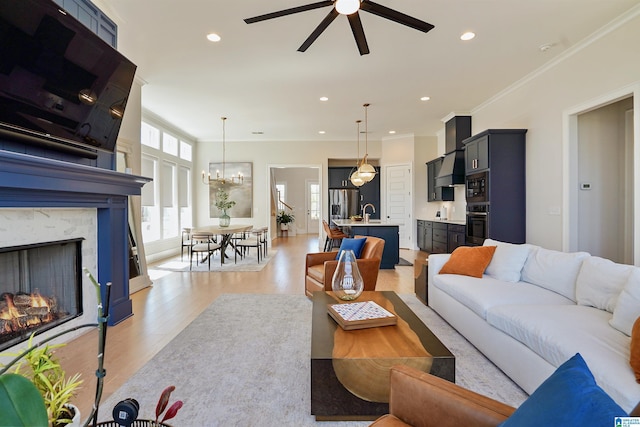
358,103,377,182
201,117,243,185
349,120,364,187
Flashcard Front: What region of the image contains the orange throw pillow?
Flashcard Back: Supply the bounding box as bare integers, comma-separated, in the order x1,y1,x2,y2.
631,316,640,383
439,246,497,278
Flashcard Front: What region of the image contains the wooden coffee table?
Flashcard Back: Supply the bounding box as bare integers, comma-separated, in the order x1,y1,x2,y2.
311,291,455,421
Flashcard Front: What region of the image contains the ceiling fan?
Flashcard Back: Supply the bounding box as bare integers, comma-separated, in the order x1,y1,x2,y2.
244,0,434,56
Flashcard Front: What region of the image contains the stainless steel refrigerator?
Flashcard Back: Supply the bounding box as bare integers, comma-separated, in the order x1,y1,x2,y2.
329,189,360,221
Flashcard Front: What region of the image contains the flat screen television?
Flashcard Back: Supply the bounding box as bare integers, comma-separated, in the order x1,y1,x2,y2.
0,0,137,158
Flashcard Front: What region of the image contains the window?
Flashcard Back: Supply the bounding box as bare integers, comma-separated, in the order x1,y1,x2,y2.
276,183,286,212
141,122,160,149
163,133,178,157
140,119,194,249
309,183,320,220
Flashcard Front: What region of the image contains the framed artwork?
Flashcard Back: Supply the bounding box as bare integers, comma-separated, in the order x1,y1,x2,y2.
208,162,253,218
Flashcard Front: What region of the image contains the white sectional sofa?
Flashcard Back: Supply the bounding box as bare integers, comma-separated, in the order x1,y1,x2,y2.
427,238,640,412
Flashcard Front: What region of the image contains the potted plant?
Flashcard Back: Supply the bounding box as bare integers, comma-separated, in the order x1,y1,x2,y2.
215,188,236,227
3,335,82,427
276,210,295,231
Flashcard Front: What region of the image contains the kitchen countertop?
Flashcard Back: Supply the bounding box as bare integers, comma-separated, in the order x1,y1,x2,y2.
417,218,467,226
332,219,402,227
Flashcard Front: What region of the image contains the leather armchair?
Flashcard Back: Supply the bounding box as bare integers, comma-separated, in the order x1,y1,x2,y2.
369,365,515,427
305,235,385,298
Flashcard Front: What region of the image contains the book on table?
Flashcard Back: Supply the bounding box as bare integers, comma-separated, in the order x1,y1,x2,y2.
327,300,397,330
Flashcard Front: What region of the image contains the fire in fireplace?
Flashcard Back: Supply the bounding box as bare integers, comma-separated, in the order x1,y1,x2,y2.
0,239,83,352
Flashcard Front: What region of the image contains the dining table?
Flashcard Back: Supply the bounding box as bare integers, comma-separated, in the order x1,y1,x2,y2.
191,224,253,264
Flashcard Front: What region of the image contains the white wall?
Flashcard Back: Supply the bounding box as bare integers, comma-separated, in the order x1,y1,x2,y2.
470,10,640,250
194,140,382,232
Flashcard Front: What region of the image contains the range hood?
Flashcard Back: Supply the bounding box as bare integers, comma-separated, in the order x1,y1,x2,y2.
436,115,471,186
436,150,465,187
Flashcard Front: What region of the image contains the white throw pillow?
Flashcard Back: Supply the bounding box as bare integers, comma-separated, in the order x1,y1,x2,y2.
520,247,590,301
483,238,532,282
575,256,633,313
609,267,640,336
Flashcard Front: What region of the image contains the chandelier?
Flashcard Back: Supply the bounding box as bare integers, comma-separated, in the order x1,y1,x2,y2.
201,117,244,185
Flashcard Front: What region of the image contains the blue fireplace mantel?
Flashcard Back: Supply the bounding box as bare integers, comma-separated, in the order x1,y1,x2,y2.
0,150,151,325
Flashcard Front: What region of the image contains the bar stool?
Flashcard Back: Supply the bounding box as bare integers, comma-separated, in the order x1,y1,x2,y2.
322,220,348,251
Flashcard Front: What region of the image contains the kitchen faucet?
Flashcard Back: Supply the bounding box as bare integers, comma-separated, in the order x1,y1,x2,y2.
362,203,376,222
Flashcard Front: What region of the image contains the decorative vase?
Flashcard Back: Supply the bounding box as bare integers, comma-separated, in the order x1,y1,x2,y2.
331,249,364,300
219,210,230,227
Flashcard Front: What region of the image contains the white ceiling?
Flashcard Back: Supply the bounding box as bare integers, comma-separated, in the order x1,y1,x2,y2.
104,0,640,143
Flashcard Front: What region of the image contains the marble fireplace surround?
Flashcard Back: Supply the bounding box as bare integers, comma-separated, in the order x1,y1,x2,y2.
0,150,149,326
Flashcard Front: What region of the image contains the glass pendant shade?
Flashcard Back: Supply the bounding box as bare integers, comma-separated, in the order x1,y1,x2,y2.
332,250,364,300
350,170,364,187
358,158,376,182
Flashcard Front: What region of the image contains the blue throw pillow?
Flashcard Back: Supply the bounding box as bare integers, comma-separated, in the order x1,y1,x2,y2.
335,238,367,259
498,353,627,427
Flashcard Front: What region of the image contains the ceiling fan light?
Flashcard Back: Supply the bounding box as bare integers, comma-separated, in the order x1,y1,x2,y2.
335,0,360,15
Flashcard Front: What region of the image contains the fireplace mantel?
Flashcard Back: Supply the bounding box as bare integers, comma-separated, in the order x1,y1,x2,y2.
0,150,151,324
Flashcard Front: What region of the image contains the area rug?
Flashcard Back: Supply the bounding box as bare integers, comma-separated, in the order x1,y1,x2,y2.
98,294,527,426
151,250,276,273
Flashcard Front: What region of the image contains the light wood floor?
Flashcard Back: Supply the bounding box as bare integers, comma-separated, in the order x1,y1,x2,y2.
56,235,421,418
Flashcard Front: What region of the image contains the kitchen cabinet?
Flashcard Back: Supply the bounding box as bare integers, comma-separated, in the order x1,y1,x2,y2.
432,222,448,254
54,0,118,47
328,167,357,188
463,129,527,244
358,167,381,219
447,224,466,252
465,135,489,172
417,220,465,254
426,158,453,202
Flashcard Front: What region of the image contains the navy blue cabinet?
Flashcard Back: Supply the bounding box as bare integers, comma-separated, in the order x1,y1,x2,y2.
54,0,117,47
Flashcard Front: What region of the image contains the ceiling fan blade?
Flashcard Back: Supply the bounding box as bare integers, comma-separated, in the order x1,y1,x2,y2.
347,12,369,55
244,1,334,24
298,8,340,52
360,0,434,33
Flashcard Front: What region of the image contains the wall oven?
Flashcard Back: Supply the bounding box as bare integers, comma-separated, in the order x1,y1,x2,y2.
466,204,488,246
466,171,488,203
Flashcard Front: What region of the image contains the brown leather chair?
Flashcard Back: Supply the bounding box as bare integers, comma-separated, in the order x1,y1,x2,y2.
370,365,640,427
305,235,384,298
369,365,515,427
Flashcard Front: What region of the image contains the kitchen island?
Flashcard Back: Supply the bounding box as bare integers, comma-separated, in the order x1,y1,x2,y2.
332,219,400,269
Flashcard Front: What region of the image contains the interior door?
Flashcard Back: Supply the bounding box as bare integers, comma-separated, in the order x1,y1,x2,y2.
306,180,320,234
385,164,412,249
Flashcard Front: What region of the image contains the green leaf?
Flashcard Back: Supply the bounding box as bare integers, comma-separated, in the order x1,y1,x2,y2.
0,373,48,427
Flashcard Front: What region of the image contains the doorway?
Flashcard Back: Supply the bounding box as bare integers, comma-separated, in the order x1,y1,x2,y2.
384,163,412,249
565,89,637,264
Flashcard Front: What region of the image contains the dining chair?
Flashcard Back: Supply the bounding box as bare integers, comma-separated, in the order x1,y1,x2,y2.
235,229,263,263
181,228,192,261
190,233,222,270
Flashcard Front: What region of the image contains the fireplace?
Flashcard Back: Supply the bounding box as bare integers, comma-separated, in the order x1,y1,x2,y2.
0,239,83,352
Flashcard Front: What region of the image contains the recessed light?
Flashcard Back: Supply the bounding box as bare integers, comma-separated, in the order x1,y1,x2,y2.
420,96,431,101
318,131,326,134
388,130,396,134
319,96,329,102
460,31,475,41
252,131,264,135
206,33,221,42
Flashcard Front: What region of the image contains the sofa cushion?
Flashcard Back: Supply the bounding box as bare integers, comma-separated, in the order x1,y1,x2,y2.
307,264,326,283
335,237,367,259
632,317,640,383
520,246,589,301
439,245,496,278
610,267,640,336
432,274,572,320
483,238,532,283
487,304,637,411
498,353,627,427
576,256,633,313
